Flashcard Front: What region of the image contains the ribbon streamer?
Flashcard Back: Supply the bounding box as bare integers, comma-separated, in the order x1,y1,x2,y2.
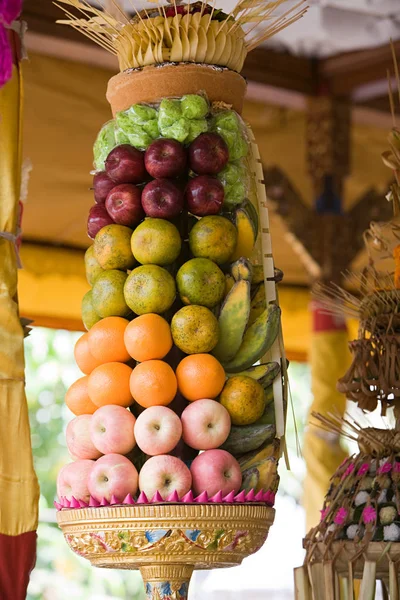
0,229,22,268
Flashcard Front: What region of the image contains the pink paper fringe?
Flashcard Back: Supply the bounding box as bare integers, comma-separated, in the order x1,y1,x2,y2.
56,488,276,510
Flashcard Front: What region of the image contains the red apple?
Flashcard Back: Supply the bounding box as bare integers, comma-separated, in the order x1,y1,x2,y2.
181,399,231,450
57,459,95,501
141,179,184,218
145,139,187,179
105,144,147,184
185,175,224,216
88,454,138,502
189,133,229,175
66,415,103,460
138,455,192,499
190,449,242,497
134,406,182,456
90,405,136,455
93,172,115,204
87,204,114,240
105,183,144,227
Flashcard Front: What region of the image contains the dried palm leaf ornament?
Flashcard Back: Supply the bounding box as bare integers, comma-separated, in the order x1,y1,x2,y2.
313,44,400,417
295,46,400,600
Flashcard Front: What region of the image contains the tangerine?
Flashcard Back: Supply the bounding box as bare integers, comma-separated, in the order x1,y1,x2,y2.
74,333,103,374
88,362,133,408
65,375,98,415
176,354,226,401
130,360,177,408
87,316,131,364
124,314,173,362
94,224,135,271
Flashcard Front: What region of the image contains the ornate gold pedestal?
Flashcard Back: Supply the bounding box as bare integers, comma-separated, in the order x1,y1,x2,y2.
57,503,274,599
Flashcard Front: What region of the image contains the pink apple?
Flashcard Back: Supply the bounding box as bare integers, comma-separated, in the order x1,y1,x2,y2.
93,171,116,204
134,406,182,456
90,405,136,455
57,459,95,501
105,183,144,226
189,133,229,175
88,454,138,502
66,415,103,460
141,179,184,218
190,449,242,497
145,138,187,179
185,175,224,216
139,455,192,499
105,144,147,184
87,204,115,239
181,399,231,450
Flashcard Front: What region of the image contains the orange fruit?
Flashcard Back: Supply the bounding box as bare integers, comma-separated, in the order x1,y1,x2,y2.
124,314,173,362
65,376,98,415
88,362,133,408
130,360,177,408
74,333,103,375
88,316,131,364
176,354,226,401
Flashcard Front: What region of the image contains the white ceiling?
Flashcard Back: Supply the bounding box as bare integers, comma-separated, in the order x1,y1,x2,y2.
105,0,400,57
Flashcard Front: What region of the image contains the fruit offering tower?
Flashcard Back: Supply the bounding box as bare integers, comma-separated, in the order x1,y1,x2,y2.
295,55,400,600
54,0,306,597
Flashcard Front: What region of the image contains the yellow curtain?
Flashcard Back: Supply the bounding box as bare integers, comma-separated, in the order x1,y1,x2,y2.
0,33,39,587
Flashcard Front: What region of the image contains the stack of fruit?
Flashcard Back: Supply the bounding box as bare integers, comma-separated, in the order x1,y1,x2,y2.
56,94,282,508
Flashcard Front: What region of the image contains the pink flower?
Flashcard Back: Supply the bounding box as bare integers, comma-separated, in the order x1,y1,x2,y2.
357,463,369,477
378,462,392,475
320,508,329,521
342,463,355,479
0,0,23,25
334,507,348,525
362,505,377,524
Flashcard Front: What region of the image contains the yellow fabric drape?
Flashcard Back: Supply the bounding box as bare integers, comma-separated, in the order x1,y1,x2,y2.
302,330,350,530
0,62,39,536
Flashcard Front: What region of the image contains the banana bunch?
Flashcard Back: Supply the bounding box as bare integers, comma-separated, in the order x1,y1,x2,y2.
230,201,258,262
239,438,281,494
213,255,281,372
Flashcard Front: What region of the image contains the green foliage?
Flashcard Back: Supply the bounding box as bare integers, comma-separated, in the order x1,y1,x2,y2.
25,327,145,600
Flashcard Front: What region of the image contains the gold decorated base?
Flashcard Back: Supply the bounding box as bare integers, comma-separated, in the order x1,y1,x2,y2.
57,503,274,599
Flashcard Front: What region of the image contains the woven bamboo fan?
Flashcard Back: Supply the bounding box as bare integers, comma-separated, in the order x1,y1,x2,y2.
295,413,400,600
54,0,307,74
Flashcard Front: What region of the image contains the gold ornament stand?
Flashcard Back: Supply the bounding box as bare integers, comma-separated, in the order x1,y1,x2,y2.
57,503,274,599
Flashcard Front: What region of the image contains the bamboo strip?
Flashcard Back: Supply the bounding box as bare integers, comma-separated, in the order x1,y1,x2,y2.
308,562,326,600
359,560,377,600
247,124,285,439
389,561,399,600
347,561,354,600
324,561,336,600
294,566,313,600
341,577,349,600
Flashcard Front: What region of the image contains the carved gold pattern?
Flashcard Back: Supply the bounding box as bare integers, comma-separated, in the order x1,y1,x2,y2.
57,504,274,593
